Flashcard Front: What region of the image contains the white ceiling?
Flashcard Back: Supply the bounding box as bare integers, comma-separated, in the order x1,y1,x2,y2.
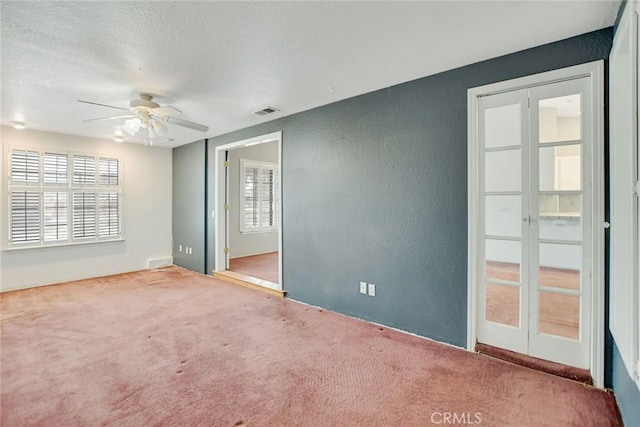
1,1,620,148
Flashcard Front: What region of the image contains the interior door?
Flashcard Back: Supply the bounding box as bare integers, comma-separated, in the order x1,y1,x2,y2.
528,78,591,368
477,88,529,355
477,77,593,370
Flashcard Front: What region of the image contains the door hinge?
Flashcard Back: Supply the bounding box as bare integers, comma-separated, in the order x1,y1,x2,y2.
633,181,639,196
603,221,611,229
223,247,229,254
224,204,229,211
224,161,229,167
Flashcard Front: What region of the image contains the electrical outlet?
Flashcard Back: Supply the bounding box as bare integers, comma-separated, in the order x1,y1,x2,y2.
360,281,367,294
368,283,376,296
179,245,182,252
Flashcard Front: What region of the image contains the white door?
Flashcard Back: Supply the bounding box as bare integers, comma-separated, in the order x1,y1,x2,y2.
477,77,593,369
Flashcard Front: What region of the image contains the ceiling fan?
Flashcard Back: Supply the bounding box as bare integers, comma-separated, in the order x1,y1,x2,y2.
79,93,209,140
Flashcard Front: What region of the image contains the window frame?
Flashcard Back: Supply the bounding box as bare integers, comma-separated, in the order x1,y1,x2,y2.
239,159,279,234
3,145,124,250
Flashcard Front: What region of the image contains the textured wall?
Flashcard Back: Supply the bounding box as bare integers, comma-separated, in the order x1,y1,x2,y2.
203,28,613,347
172,140,205,273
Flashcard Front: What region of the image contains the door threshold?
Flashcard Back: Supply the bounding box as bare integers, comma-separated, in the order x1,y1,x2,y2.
213,270,285,298
475,343,592,385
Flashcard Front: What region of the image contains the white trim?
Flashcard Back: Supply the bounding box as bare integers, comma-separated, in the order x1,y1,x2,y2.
467,88,479,353
213,131,283,291
467,60,605,387
610,0,640,390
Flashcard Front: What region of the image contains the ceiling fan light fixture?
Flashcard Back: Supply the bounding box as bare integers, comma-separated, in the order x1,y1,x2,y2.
151,120,167,136
122,118,141,136
148,126,158,139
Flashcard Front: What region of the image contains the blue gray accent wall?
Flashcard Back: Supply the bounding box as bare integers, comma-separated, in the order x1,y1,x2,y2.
172,139,205,273
613,340,640,425
202,28,614,347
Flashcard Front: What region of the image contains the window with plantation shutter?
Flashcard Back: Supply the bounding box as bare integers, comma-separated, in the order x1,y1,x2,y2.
10,191,40,243
98,193,119,236
6,147,122,249
11,150,39,182
240,159,279,233
73,155,96,185
44,153,68,184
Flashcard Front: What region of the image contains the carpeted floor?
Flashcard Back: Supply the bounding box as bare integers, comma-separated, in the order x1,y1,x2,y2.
1,267,621,426
229,252,279,284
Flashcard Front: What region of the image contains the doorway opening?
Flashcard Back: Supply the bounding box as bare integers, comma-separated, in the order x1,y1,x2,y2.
467,62,605,386
214,131,283,293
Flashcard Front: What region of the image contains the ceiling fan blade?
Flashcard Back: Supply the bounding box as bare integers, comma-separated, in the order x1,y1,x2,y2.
78,100,129,111
166,116,209,132
150,106,183,116
83,114,137,123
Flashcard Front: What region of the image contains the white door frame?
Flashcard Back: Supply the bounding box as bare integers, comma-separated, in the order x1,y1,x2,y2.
467,61,605,387
214,131,283,291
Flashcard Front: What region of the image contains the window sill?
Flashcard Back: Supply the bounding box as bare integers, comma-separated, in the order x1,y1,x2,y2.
240,229,278,235
3,238,125,252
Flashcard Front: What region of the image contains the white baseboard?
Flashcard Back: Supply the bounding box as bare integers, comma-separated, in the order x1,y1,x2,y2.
147,257,173,269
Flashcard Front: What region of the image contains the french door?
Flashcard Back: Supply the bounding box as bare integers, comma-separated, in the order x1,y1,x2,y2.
475,76,594,369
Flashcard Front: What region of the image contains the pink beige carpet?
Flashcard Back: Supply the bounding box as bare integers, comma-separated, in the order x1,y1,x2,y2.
1,267,621,426
229,252,279,284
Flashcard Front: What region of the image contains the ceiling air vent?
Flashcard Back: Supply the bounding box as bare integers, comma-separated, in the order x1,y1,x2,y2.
253,106,280,116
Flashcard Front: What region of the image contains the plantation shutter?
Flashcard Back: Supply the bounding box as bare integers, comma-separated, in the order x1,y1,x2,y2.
73,155,96,185
98,193,120,236
10,191,40,242
99,157,119,185
259,168,274,227
241,160,279,232
44,153,68,184
6,147,121,248
11,150,39,182
73,192,96,238
43,192,68,241
243,165,259,229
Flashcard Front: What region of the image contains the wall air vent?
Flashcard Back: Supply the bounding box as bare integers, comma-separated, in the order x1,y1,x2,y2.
252,107,280,116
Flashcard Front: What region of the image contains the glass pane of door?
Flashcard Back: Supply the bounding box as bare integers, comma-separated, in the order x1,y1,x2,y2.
485,150,521,192
486,283,520,327
538,291,580,340
539,94,581,143
485,103,521,148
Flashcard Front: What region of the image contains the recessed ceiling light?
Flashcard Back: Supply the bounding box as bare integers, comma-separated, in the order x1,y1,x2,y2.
114,135,124,143
11,121,25,130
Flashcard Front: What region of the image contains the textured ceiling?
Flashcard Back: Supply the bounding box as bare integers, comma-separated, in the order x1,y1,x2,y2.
1,1,620,148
